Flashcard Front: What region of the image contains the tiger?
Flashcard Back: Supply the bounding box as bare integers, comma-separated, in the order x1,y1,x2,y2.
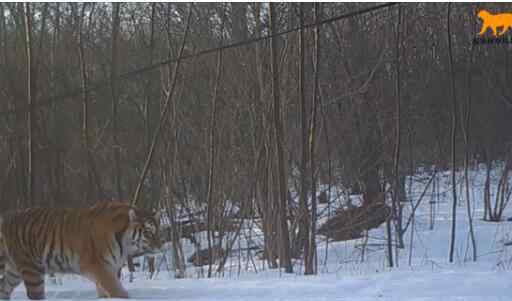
0,202,162,299
478,9,512,37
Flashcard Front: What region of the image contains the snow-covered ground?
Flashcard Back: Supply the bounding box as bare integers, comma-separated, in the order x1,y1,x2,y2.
8,164,512,300
14,268,510,301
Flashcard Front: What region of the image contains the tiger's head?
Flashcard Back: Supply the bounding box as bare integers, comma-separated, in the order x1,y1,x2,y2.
126,209,163,255
478,9,491,20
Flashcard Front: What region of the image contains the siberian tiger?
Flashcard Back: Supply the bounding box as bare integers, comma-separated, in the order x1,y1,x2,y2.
0,202,162,299
478,9,512,37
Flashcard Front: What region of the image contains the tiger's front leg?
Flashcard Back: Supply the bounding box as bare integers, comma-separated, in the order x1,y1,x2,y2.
479,25,488,36
88,266,128,299
492,26,498,36
96,283,108,298
20,265,46,300
0,263,22,300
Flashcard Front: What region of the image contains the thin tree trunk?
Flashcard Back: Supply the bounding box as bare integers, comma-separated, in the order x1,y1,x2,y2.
34,4,48,203
49,3,62,206
111,3,122,200
160,14,188,277
447,3,458,263
386,217,394,267
145,3,158,205
77,3,91,201
269,3,293,274
493,160,511,221
298,3,311,273
392,4,404,250
168,5,186,278
320,92,333,269
206,48,223,278
253,2,277,270
305,3,321,275
463,25,477,261
483,160,491,221
24,3,34,206
34,3,47,94
78,3,103,202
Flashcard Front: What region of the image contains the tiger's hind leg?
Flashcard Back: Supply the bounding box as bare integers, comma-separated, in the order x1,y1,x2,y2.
0,263,22,300
499,25,512,36
19,265,45,300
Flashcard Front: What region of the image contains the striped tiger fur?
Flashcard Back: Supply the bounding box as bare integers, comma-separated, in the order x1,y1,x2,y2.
0,202,162,299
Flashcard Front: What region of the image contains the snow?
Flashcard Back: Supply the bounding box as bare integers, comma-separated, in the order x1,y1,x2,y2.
8,268,512,301
7,164,512,300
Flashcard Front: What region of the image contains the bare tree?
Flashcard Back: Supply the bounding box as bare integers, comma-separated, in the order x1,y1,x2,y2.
252,2,278,269
145,3,158,205
447,2,458,263
24,3,34,206
298,2,311,273
206,45,223,280
462,6,477,261
77,3,102,202
111,3,122,200
305,3,321,275
48,3,62,206
392,4,404,250
269,2,293,274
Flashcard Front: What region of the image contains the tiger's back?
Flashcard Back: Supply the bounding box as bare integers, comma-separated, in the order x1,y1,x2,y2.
1,208,85,275
0,202,162,300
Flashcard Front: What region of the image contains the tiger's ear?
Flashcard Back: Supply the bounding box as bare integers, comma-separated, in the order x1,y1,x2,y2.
128,209,137,223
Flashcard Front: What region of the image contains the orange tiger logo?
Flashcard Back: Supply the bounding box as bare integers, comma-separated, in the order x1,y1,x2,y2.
0,202,162,299
478,9,512,37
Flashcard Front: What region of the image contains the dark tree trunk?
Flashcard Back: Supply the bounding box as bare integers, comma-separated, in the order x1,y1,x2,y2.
298,3,310,271
111,3,122,200
24,3,34,206
447,3,458,263
269,3,293,273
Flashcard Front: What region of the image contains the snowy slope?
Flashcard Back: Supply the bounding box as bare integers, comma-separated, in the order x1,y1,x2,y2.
8,268,512,301
8,164,512,300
